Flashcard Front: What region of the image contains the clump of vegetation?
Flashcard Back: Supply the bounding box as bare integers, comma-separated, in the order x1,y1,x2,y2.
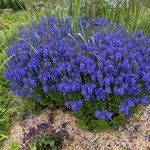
4,16,150,130
30,133,62,150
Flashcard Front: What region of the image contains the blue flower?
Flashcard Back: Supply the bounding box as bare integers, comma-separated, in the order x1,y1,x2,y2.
114,86,124,96
81,83,96,100
95,88,105,100
65,99,83,111
105,86,111,94
95,110,113,121
140,96,149,106
119,102,130,117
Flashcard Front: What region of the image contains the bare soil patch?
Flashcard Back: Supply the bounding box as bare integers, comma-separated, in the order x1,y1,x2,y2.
2,106,150,150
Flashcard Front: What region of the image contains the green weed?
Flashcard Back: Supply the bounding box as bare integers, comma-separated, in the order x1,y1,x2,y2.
8,142,19,150
30,133,62,150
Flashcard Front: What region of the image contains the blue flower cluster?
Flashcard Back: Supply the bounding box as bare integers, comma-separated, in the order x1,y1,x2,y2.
4,17,150,123
119,96,149,118
95,110,113,121
65,99,83,111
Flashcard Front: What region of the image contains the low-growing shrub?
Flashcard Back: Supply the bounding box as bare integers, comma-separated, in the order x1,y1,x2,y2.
4,17,150,130
30,133,62,150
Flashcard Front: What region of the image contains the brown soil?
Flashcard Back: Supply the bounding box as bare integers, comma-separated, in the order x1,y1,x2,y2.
2,106,150,150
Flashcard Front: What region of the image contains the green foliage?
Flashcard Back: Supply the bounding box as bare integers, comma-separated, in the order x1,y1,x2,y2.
142,0,150,8
81,0,110,19
69,0,81,32
0,0,26,11
0,75,21,146
80,0,142,32
0,91,10,146
0,105,10,132
16,98,43,120
0,65,11,145
130,105,139,115
30,133,61,150
138,6,150,34
45,91,66,109
8,142,19,150
109,114,127,127
0,12,27,140
76,95,142,131
76,97,128,131
0,133,8,143
33,84,66,109
67,0,150,34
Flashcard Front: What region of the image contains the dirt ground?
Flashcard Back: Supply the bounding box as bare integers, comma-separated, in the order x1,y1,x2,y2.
2,105,150,150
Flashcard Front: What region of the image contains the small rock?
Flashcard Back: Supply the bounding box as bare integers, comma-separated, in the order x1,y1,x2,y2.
62,122,68,129
37,1,44,7
145,135,150,142
0,9,13,13
133,124,140,132
34,1,44,9
107,144,112,148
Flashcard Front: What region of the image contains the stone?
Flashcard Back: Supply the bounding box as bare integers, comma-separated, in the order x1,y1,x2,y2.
0,9,13,13
33,1,44,10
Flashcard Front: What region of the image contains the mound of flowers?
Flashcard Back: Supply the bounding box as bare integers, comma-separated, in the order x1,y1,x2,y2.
4,17,150,130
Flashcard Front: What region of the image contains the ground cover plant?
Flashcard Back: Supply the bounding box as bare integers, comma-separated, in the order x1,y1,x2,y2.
4,15,150,130
30,133,62,150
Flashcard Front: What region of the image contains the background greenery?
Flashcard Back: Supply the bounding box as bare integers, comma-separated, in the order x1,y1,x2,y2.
0,0,26,10
0,0,150,147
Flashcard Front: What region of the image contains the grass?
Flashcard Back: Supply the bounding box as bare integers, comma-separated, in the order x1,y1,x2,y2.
0,0,150,147
70,0,150,33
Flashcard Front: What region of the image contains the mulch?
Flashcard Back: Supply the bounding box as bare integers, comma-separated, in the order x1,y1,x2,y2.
2,105,150,150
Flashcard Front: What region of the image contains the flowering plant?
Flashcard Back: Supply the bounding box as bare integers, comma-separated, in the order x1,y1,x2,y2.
5,17,150,130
